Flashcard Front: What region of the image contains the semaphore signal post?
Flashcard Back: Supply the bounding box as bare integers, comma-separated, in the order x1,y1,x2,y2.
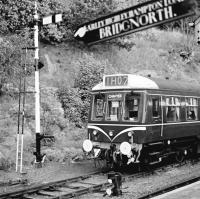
32,1,62,167
33,1,41,166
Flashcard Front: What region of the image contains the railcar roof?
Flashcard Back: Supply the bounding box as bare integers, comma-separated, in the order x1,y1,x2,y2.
92,74,200,95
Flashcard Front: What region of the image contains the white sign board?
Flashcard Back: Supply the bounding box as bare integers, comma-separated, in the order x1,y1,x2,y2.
42,14,62,25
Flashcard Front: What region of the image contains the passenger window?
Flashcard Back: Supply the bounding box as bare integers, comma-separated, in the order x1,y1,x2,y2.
166,97,180,122
186,98,198,120
152,98,160,118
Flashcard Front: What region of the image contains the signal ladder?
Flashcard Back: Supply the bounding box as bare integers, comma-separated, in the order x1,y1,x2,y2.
16,48,31,173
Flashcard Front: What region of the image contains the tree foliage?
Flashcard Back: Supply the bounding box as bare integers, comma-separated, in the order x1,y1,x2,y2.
0,0,116,43
57,54,107,127
52,0,117,42
0,0,34,33
0,32,34,94
0,0,128,97
57,87,85,127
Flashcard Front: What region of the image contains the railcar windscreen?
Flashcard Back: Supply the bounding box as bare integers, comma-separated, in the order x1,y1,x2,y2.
92,93,106,121
123,93,141,122
91,92,141,122
106,93,123,121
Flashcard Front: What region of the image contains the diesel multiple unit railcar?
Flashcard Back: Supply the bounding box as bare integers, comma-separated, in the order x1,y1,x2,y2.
82,74,200,167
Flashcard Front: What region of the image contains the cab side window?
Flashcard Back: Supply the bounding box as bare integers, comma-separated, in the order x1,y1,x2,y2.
92,94,105,120
151,96,161,123
152,98,160,118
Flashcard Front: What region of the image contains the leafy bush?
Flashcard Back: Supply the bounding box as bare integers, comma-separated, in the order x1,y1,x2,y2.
57,54,107,127
0,157,14,170
57,87,85,127
0,32,35,95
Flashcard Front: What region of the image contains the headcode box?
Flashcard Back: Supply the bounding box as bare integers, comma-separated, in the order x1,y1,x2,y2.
104,75,128,87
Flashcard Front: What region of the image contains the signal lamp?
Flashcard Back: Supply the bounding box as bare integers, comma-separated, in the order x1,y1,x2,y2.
109,131,113,137
120,142,131,155
82,139,93,152
93,130,98,136
128,131,132,137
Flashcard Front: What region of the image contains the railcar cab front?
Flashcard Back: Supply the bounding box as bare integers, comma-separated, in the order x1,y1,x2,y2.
83,74,153,165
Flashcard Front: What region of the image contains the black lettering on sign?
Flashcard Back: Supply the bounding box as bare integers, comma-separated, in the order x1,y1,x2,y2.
105,75,128,86
74,0,197,45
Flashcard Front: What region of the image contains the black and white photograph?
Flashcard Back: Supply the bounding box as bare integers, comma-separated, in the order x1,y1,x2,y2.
0,0,200,198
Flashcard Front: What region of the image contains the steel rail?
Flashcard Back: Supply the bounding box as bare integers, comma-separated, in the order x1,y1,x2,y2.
37,181,110,199
0,171,101,199
0,159,198,199
137,176,200,199
0,179,28,187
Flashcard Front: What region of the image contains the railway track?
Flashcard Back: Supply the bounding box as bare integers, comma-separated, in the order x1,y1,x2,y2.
0,159,199,199
0,171,110,199
0,179,27,187
137,175,200,199
0,166,154,199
